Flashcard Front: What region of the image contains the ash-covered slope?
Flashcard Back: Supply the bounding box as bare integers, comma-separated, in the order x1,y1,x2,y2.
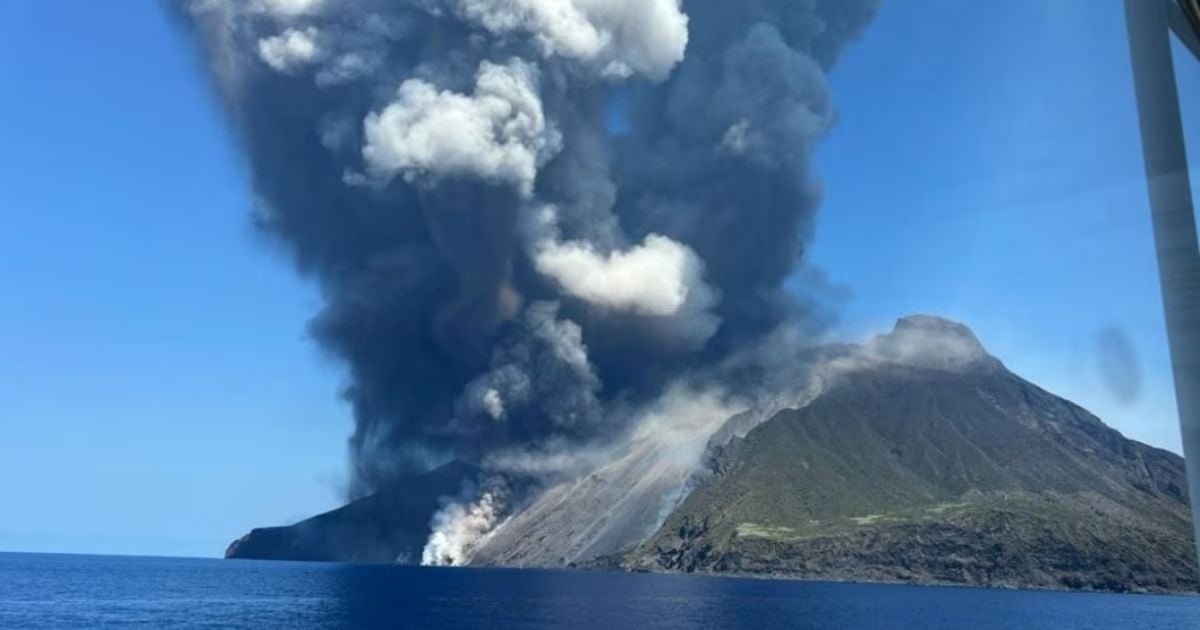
472,438,693,568
471,388,741,567
624,316,1199,593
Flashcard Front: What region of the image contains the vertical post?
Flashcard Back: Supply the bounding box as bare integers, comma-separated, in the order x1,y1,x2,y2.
1125,0,1200,568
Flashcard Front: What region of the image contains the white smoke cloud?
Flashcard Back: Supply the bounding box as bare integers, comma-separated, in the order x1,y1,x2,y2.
258,27,322,72
533,235,696,316
451,0,688,80
525,205,720,345
362,59,562,195
482,388,506,420
255,0,323,18
421,487,509,567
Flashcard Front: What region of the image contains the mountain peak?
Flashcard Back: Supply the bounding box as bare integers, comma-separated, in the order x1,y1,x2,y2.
630,318,1197,593
871,314,994,370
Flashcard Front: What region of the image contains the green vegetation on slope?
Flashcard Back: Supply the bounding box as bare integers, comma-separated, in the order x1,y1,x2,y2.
626,354,1198,593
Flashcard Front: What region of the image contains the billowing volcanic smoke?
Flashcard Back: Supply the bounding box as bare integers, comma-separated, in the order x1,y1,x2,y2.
173,0,880,564
422,478,511,566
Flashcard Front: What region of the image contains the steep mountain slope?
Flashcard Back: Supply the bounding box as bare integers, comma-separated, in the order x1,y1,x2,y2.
471,438,693,567
625,317,1198,593
473,388,742,567
226,462,476,564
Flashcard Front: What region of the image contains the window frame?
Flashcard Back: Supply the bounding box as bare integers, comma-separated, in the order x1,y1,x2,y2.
1126,0,1200,568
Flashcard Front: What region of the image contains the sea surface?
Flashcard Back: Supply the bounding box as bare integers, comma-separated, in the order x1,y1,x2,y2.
1,552,1198,629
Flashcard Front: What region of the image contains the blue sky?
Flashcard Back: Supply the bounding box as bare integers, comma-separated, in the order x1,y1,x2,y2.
1,1,1198,558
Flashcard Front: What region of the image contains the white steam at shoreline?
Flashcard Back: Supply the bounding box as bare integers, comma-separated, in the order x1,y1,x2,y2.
422,486,511,567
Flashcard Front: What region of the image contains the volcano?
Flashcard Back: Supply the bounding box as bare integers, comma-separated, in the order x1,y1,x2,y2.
227,316,1198,593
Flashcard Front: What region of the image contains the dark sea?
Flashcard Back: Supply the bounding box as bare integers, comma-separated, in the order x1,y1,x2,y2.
2,553,1198,629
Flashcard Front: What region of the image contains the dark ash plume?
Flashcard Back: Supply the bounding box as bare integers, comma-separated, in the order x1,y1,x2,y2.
170,0,880,562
